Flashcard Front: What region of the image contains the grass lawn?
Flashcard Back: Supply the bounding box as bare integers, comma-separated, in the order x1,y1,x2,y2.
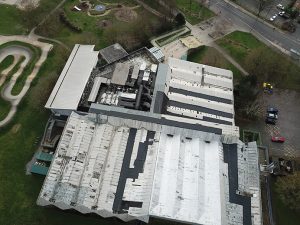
187,45,243,83
271,178,299,225
217,31,300,90
0,0,62,35
0,5,27,35
0,55,14,71
176,0,214,25
217,31,264,65
0,95,11,122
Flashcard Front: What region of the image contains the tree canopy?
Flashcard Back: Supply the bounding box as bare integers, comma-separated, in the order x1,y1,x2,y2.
275,172,300,212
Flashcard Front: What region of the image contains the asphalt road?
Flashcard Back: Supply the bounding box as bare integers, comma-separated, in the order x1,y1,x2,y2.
208,0,300,54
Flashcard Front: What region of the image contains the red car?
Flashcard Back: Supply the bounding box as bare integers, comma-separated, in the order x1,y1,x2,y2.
271,136,285,143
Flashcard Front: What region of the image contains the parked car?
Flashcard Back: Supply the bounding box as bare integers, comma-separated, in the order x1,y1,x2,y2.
279,11,285,16
277,4,285,10
267,107,278,114
265,117,276,125
267,113,278,120
271,136,285,143
270,14,278,21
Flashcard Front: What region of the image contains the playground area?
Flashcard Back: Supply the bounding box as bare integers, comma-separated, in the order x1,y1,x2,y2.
0,36,51,127
70,0,139,22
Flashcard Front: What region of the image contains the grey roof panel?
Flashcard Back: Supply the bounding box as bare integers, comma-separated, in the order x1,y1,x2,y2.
169,87,232,104
168,100,233,119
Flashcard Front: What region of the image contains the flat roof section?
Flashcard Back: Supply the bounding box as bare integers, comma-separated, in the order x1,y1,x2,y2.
150,134,223,225
45,44,99,111
111,63,130,85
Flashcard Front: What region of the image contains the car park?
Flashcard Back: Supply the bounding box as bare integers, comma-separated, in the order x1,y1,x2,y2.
271,136,285,143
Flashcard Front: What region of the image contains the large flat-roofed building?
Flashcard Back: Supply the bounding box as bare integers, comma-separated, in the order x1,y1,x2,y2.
37,112,261,225
37,45,262,225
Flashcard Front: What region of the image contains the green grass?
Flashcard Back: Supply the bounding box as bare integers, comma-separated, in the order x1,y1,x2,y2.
0,0,62,35
0,55,14,72
0,5,27,35
271,178,299,225
187,45,243,83
217,31,264,65
217,31,300,90
0,95,11,121
175,0,214,25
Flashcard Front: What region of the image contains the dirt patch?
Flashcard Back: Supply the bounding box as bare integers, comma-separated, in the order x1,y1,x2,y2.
115,7,137,22
11,123,21,133
97,19,112,28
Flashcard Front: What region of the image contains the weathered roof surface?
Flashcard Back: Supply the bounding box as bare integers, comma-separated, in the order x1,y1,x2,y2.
99,43,128,64
111,63,130,85
37,112,262,225
150,134,223,225
36,152,54,162
162,58,239,137
45,44,99,111
37,112,160,222
31,164,49,175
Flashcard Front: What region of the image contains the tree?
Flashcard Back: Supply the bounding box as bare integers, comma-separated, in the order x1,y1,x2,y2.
244,48,289,85
275,172,300,212
256,0,272,16
174,13,186,26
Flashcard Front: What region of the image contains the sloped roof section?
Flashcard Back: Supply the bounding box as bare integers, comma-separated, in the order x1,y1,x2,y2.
45,44,99,111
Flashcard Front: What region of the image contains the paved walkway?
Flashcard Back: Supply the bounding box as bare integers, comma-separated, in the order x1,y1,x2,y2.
0,35,52,127
210,42,249,75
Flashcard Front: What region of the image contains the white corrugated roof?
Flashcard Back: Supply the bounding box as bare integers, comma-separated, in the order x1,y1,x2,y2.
45,44,99,110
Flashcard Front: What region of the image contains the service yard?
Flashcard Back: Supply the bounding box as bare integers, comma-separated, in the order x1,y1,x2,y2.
237,89,300,159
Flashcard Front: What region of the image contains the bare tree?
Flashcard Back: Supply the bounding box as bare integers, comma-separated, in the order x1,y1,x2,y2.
256,0,272,16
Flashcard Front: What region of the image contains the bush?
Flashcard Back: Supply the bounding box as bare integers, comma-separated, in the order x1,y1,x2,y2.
174,13,186,26
59,10,82,32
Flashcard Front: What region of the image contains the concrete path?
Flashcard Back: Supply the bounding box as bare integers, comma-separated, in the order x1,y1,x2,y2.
210,42,249,75
0,35,52,127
